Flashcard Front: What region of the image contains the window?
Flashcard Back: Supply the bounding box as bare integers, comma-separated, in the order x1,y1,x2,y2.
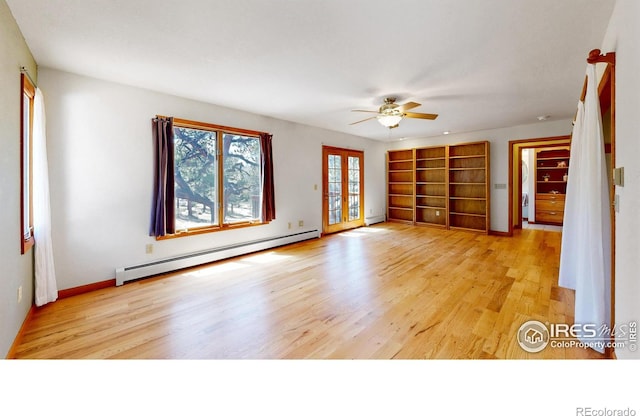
20,73,35,254
159,118,270,238
222,132,262,224
174,126,219,230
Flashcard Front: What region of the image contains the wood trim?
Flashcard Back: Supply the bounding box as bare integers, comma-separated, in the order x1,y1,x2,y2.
217,130,225,225
516,147,522,229
508,139,514,233
598,65,613,113
58,279,116,299
20,74,35,254
489,230,511,237
607,56,616,359
508,136,572,146
486,142,491,234
159,115,267,137
157,219,268,240
6,305,35,359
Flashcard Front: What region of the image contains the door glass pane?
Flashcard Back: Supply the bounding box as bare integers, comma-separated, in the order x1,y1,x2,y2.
348,156,360,221
328,154,342,225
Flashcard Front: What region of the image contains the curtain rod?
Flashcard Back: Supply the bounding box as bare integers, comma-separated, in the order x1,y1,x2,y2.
20,66,37,88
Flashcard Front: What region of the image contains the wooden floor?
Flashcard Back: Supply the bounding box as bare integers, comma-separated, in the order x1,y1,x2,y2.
14,222,604,359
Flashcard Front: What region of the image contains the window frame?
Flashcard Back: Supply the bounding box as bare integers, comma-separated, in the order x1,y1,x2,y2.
20,73,35,254
157,117,267,240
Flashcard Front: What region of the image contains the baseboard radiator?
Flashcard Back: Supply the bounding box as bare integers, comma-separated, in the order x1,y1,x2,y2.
115,229,320,286
365,215,385,226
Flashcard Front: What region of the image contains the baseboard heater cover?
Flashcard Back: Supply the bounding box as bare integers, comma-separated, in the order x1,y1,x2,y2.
365,215,386,226
115,229,320,286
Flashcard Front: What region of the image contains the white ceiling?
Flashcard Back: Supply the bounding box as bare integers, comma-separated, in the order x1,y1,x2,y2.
7,0,615,141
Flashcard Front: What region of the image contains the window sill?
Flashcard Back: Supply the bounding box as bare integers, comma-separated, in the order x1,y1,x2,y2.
156,220,269,240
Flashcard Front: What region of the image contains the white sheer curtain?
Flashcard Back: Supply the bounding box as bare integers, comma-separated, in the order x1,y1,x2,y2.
33,88,58,307
558,64,611,353
558,100,584,290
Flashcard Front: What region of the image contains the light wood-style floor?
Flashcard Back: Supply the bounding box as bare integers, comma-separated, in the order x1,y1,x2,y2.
14,222,603,359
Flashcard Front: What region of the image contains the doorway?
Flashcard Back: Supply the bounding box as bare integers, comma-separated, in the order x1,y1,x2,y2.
509,136,571,234
322,146,364,235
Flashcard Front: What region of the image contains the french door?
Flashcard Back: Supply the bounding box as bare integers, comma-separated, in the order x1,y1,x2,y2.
322,146,364,234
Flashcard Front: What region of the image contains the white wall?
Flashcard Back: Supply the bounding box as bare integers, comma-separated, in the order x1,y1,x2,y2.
601,0,640,359
0,0,37,357
39,68,386,290
386,120,574,233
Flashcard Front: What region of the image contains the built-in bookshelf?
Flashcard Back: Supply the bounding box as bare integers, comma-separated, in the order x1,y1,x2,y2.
415,146,447,227
448,142,490,233
386,141,490,233
534,146,570,225
387,149,415,223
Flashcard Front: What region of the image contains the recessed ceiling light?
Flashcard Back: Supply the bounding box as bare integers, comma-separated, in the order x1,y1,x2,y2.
443,131,450,135
537,115,551,121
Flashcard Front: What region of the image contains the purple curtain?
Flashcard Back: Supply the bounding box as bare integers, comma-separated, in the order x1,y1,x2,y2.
150,117,175,236
260,133,276,222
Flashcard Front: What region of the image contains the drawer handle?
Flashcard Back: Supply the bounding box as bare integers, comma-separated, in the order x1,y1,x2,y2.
550,212,557,215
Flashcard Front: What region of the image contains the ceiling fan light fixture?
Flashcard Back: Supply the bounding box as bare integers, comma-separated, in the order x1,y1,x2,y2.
377,114,403,127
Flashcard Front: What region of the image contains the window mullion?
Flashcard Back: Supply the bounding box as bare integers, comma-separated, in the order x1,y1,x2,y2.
217,131,225,227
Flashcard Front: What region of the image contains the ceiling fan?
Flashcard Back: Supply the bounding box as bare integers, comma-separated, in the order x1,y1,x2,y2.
350,97,438,129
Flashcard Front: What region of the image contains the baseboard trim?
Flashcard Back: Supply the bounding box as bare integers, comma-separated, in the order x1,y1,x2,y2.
6,305,36,359
489,230,512,237
58,279,116,299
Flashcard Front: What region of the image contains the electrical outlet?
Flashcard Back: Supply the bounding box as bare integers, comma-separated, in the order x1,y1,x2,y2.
145,244,154,254
288,222,292,229
17,286,22,303
314,184,318,191
298,220,304,227
436,210,440,216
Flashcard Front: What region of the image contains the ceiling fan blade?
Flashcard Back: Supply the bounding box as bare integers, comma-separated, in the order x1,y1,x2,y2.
349,116,378,125
397,101,421,112
351,109,379,113
404,112,438,120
